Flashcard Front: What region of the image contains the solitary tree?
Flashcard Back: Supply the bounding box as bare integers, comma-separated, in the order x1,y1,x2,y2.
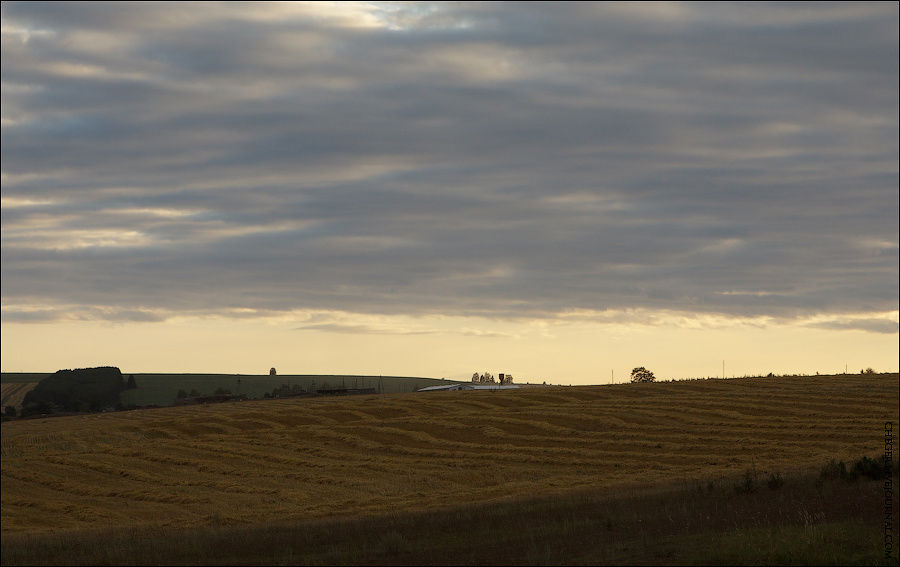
630,367,656,383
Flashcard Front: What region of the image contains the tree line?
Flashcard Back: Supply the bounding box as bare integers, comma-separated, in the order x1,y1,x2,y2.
12,367,136,417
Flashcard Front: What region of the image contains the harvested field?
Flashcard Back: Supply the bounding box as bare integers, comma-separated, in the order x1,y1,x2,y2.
1,374,897,537
0,383,38,411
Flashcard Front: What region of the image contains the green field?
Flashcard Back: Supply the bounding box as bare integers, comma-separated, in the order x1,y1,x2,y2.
0,375,46,411
1,373,462,409
120,373,462,406
0,373,49,383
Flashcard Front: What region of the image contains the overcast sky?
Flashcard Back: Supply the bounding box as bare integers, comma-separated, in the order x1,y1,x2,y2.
2,2,897,379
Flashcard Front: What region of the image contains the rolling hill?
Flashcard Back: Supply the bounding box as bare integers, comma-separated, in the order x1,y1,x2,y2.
1,373,897,564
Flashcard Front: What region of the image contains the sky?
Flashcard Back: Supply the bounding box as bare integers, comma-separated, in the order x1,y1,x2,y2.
1,1,898,383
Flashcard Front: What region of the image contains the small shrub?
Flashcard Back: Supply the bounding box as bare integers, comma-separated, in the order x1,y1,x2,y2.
734,469,757,494
850,456,885,480
819,456,884,483
766,472,784,490
819,459,849,481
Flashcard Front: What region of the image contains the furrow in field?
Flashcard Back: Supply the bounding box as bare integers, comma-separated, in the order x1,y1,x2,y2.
2,375,896,535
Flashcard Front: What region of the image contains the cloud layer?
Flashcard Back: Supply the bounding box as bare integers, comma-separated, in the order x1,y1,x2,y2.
2,2,898,328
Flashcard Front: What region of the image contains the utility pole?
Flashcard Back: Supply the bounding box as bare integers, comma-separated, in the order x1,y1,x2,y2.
722,360,725,379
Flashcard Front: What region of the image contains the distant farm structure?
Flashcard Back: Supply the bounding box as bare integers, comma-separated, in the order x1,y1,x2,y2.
471,371,515,385
418,383,520,392
416,369,556,392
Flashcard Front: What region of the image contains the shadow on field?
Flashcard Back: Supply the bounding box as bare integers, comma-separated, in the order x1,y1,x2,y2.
2,460,897,566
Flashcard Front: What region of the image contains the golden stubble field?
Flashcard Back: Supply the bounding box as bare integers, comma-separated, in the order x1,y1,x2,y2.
0,382,37,411
1,374,897,535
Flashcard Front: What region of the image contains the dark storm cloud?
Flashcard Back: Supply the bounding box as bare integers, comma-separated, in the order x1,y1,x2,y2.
2,2,897,326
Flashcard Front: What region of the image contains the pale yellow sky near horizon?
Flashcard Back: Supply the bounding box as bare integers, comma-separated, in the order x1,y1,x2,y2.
2,309,897,384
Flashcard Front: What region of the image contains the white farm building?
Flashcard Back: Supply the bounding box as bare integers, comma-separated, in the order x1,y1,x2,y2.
417,384,520,392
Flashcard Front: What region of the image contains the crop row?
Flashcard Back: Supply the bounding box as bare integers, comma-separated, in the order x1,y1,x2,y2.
1,374,897,534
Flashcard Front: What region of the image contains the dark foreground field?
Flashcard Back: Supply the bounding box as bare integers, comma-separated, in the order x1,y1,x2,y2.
2,373,898,565
2,465,897,566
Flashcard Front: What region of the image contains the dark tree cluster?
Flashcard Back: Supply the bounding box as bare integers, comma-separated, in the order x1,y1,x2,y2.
21,367,128,415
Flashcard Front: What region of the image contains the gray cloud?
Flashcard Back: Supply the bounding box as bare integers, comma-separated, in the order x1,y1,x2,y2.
293,323,436,336
0,305,167,323
2,2,897,328
806,318,899,334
